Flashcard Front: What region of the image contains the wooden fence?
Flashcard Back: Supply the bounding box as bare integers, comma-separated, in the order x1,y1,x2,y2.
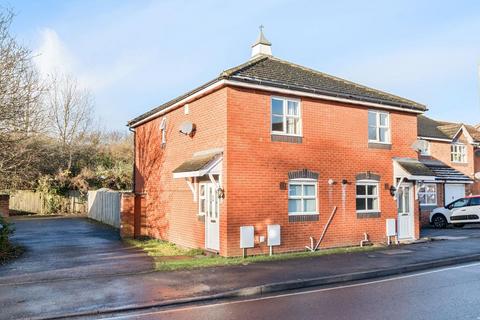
9,190,86,215
87,189,121,228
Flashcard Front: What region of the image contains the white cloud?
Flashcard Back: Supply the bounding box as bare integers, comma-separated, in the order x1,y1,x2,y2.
34,27,141,93
34,28,74,77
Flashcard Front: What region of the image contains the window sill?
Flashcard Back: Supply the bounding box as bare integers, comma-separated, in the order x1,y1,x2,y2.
271,135,302,144
288,214,319,222
368,142,392,150
451,162,468,166
271,132,303,137
356,211,381,219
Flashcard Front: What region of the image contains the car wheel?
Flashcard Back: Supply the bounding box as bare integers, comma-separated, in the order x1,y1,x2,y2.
432,214,448,229
453,224,465,228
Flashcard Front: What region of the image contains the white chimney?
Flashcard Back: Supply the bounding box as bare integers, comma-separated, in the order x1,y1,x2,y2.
251,25,272,59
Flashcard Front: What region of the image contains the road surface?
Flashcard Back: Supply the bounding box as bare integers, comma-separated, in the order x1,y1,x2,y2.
94,262,480,320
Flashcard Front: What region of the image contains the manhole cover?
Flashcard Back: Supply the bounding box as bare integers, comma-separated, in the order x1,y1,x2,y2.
380,249,413,255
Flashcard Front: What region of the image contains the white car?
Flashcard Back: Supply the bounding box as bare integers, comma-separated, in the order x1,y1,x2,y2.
430,195,480,228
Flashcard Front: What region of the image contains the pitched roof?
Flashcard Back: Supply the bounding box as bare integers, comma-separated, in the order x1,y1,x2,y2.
395,159,436,177
420,159,473,183
172,152,221,174
418,115,480,142
129,55,426,127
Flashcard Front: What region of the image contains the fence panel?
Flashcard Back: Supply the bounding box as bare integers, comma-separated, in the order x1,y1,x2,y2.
88,190,120,228
9,190,87,215
10,191,44,214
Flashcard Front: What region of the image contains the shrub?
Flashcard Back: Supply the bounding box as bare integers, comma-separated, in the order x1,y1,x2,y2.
0,216,22,264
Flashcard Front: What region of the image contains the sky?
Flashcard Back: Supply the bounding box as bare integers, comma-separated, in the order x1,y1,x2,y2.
5,0,480,130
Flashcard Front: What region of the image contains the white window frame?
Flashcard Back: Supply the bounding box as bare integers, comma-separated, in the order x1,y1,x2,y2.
451,143,467,163
288,179,318,215
356,180,380,213
418,183,437,206
368,110,390,144
198,183,206,216
271,96,302,137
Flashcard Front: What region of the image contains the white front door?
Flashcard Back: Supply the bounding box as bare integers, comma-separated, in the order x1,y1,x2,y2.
397,183,414,240
205,183,220,251
444,184,465,205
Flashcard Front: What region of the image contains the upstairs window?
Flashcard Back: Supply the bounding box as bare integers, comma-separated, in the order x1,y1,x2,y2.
368,110,390,144
271,97,301,136
288,179,317,215
356,181,379,213
418,183,437,206
451,144,466,163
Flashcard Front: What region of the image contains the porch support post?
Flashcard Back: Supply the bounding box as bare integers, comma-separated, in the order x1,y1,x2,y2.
394,176,405,201
208,173,218,189
185,177,197,202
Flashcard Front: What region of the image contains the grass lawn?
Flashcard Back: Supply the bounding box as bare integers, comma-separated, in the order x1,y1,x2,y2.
124,238,383,271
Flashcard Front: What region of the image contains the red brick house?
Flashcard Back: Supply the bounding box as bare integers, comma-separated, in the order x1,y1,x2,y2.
417,115,480,225
127,31,432,256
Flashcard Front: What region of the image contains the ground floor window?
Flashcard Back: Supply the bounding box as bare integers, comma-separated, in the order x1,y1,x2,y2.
356,181,379,213
288,179,317,215
199,184,206,215
418,183,437,206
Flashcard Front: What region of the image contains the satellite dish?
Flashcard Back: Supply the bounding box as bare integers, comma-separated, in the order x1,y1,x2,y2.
475,172,480,180
411,139,428,152
179,121,195,135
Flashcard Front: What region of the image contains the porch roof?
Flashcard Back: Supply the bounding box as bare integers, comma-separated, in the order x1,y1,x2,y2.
172,152,222,178
420,159,473,184
394,158,436,181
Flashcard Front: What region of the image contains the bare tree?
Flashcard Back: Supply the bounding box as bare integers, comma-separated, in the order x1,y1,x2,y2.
0,9,44,189
46,73,93,171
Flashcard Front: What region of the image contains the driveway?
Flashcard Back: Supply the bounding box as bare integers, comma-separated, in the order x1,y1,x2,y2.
421,224,480,239
0,216,153,285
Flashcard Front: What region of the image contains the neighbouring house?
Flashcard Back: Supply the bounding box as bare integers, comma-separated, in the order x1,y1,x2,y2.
127,30,431,257
416,115,480,225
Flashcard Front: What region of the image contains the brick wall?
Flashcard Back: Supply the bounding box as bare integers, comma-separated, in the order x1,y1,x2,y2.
134,84,422,257
120,193,135,238
474,148,480,194
134,87,228,253
419,183,444,227
0,194,9,218
225,87,420,257
424,134,475,179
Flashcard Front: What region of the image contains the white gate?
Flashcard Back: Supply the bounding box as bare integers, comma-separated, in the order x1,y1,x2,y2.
87,189,120,228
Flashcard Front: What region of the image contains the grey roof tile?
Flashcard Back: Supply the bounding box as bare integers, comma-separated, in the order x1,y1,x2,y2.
420,159,472,182
172,153,220,173
418,115,480,142
129,56,426,126
396,159,436,177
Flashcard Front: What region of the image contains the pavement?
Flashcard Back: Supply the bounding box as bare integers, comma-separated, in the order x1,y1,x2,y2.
93,261,480,320
2,217,480,320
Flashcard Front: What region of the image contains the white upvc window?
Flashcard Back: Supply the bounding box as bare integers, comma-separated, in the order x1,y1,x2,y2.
356,181,380,213
198,183,206,216
368,110,390,144
418,183,437,206
451,143,466,163
288,179,317,215
271,97,302,136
